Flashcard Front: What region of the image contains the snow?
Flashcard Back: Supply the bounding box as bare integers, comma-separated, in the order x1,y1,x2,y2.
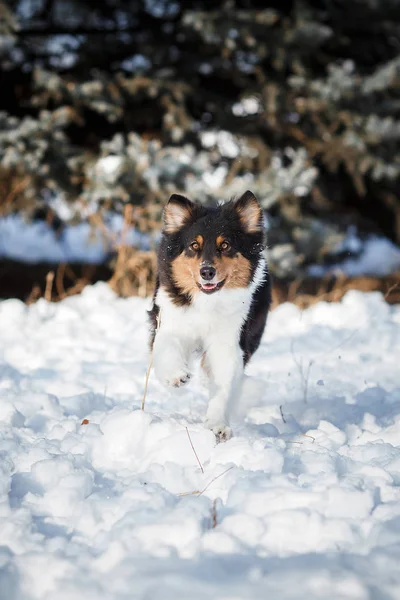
94,156,126,183
45,35,85,70
144,0,180,19
309,231,400,277
232,97,261,117
200,130,241,159
0,284,400,598
119,54,152,73
202,164,228,190
0,214,151,264
15,0,42,22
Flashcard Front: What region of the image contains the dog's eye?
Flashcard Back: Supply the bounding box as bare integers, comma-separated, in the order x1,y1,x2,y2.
190,241,200,251
220,241,231,252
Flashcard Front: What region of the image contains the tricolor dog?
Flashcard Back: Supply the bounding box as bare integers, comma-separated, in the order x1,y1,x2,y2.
149,191,271,441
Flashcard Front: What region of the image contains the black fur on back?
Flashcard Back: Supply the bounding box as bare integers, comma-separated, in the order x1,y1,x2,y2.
240,266,271,364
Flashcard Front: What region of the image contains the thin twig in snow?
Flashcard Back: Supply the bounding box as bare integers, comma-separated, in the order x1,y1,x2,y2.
186,427,204,473
385,282,399,301
141,355,153,411
178,466,234,497
55,263,66,300
199,467,234,496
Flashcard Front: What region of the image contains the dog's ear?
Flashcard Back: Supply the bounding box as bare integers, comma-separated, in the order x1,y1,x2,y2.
234,190,263,233
163,194,195,234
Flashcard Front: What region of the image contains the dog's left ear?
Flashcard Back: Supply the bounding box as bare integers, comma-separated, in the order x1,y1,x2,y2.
163,194,195,234
234,190,263,233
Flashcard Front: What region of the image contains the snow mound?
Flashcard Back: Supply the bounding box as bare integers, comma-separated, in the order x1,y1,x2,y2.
0,283,400,599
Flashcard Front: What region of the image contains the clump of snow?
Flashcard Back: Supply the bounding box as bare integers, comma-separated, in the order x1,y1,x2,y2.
94,155,127,185
201,130,241,158
46,35,85,70
0,284,400,597
198,62,213,75
232,97,261,117
202,164,228,189
15,0,42,22
119,54,152,73
144,0,180,19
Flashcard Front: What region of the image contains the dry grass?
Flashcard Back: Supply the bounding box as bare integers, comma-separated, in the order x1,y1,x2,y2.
44,271,54,302
0,168,32,216
108,248,157,298
178,467,234,497
108,204,157,298
186,427,205,473
272,273,400,309
24,263,100,304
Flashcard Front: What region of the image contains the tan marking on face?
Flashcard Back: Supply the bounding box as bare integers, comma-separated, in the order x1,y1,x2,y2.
216,235,225,247
194,235,204,250
172,250,252,293
215,253,252,289
171,253,202,296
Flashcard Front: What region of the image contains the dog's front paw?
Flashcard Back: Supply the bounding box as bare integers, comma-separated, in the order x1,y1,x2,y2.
167,370,191,388
154,358,191,389
206,421,232,443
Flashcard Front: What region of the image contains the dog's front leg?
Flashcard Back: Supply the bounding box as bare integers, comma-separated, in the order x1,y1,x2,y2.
204,337,243,441
153,330,191,388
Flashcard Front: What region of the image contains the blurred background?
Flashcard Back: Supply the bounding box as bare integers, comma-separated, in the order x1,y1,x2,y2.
1,0,400,306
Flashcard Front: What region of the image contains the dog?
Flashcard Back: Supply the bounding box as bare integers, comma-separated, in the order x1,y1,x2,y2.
148,190,271,441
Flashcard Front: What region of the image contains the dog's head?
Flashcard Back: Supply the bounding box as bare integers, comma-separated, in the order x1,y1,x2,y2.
160,191,266,298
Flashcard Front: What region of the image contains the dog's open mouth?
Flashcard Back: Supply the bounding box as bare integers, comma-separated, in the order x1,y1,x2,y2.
197,279,226,294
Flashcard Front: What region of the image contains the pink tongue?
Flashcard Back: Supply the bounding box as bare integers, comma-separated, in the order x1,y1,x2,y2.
203,283,216,289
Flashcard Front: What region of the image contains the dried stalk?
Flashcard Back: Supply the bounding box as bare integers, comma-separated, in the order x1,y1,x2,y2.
186,427,204,473
178,466,234,497
45,271,54,302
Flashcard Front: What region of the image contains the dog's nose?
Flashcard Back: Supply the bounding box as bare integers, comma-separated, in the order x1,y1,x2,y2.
200,265,216,281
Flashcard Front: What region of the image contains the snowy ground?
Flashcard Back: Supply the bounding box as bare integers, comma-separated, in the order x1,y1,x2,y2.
0,283,400,600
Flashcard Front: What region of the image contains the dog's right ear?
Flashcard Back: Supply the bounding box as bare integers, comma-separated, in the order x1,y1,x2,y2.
163,194,195,234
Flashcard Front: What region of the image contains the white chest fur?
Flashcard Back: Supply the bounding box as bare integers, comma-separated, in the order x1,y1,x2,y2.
156,286,251,346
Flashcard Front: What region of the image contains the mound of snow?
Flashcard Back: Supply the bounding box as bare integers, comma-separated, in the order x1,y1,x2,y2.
0,283,400,599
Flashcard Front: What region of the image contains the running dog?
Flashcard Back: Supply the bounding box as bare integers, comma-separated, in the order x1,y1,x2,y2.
149,191,271,441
